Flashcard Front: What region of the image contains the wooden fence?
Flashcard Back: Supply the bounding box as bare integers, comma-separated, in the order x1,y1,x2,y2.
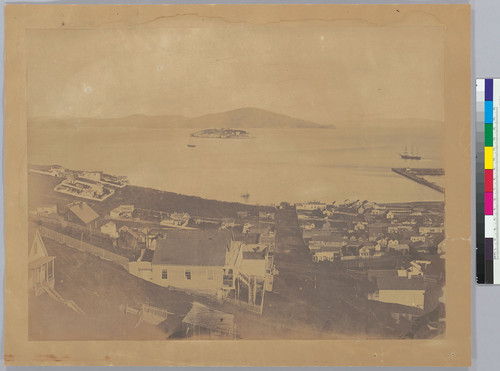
31,214,112,240
39,226,129,269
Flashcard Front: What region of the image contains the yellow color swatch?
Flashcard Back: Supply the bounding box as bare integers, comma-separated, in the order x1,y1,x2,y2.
485,146,493,169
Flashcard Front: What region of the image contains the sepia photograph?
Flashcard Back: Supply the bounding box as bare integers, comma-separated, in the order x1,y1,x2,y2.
4,4,471,366
26,14,446,341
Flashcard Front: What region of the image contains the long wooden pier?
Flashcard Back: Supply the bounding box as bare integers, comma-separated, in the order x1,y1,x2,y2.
391,168,445,193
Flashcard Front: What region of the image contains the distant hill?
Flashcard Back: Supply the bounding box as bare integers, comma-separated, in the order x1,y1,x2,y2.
182,107,330,129
29,107,333,130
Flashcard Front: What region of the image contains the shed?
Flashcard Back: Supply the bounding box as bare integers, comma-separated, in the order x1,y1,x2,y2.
182,302,236,338
65,202,100,227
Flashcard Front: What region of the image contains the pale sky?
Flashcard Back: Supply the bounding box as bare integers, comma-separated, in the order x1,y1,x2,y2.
27,22,445,125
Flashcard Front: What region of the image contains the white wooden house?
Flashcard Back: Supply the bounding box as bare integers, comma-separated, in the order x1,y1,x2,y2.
368,276,425,309
110,205,135,219
28,230,55,296
129,230,277,310
312,247,342,263
239,249,275,292
101,221,119,238
359,246,371,259
129,230,239,296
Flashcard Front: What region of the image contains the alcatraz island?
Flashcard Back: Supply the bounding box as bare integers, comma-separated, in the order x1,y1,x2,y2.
190,128,252,139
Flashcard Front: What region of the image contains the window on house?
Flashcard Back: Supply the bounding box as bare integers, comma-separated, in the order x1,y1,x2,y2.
185,269,191,280
162,269,168,279
206,269,214,281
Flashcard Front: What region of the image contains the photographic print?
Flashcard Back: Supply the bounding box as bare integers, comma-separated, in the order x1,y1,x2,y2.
5,4,471,366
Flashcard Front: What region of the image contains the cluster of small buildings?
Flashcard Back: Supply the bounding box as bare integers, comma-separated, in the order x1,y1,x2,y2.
296,200,445,264
33,202,162,252
365,259,441,323
34,201,101,229
54,173,115,202
29,164,129,202
78,170,129,188
29,165,129,188
296,199,445,321
128,210,278,311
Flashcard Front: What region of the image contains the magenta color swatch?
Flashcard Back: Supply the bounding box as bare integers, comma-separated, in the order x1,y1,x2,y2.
485,192,494,215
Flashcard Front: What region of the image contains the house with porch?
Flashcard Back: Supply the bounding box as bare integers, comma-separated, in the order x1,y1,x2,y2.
238,245,275,292
29,230,55,296
129,229,277,311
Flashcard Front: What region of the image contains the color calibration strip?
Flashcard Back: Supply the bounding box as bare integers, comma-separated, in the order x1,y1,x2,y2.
477,79,497,284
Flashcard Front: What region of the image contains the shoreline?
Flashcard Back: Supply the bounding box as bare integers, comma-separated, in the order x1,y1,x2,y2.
29,164,444,213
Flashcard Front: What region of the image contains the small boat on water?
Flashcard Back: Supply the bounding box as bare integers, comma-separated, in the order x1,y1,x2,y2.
241,192,250,199
187,144,196,148
399,145,421,160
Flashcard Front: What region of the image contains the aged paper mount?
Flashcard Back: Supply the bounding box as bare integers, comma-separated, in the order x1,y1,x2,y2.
4,4,470,366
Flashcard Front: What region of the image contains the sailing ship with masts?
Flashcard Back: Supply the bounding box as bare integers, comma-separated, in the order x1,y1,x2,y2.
399,145,421,160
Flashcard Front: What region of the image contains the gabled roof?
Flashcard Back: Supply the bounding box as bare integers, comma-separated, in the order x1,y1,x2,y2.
182,302,235,334
101,221,116,229
152,230,231,266
28,229,55,268
119,226,141,239
67,202,100,224
29,256,56,269
29,229,48,262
